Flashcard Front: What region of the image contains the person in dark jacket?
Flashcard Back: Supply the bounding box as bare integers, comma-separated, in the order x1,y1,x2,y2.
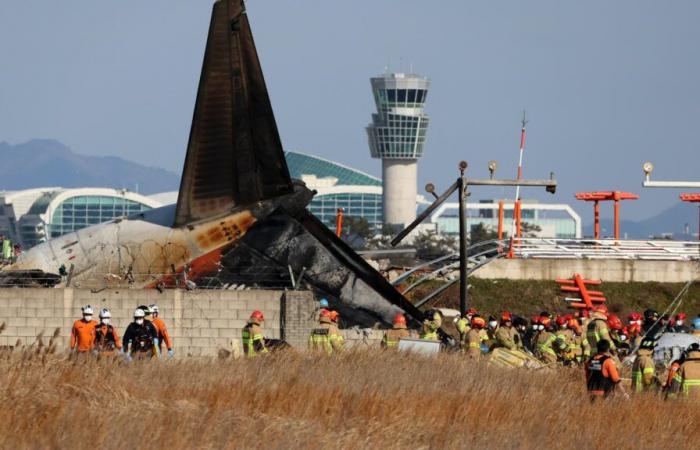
122,308,159,359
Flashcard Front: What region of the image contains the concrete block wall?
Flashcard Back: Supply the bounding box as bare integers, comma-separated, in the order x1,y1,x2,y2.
0,288,315,357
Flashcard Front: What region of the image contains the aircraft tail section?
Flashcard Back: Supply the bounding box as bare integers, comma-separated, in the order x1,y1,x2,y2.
174,0,293,227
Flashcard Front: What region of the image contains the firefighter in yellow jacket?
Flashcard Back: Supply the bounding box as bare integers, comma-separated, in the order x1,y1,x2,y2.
309,309,343,355
382,313,410,349
456,308,478,350
535,317,558,364
631,339,657,393
466,316,486,359
587,305,616,354
493,311,522,351
242,310,269,358
669,343,700,398
421,309,442,341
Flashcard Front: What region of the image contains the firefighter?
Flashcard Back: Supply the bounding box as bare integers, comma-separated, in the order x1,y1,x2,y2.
523,316,540,353
493,311,521,350
670,313,691,333
122,308,160,359
148,304,174,358
484,315,499,350
587,305,615,355
585,339,626,401
554,315,574,362
309,309,342,355
568,316,590,364
94,308,121,355
70,305,97,353
456,308,477,350
242,310,269,358
535,317,558,364
665,353,686,399
382,313,410,349
328,311,345,351
626,312,643,348
642,309,662,338
607,314,629,357
421,309,442,341
631,339,657,393
466,316,486,359
669,343,700,398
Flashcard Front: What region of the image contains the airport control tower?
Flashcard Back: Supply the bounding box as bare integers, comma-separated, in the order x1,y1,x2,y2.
367,72,430,228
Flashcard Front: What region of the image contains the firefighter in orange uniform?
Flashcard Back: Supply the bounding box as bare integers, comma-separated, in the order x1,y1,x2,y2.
149,304,174,358
70,305,98,353
585,339,627,401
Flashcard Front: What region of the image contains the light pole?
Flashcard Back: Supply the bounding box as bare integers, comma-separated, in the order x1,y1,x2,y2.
391,161,557,315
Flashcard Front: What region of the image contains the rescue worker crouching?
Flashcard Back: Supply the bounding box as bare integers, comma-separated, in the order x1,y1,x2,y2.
122,308,160,360
309,309,343,355
70,305,97,353
382,313,410,349
567,316,590,364
535,317,558,364
94,308,122,356
242,310,269,358
585,339,627,401
493,311,522,351
554,315,574,363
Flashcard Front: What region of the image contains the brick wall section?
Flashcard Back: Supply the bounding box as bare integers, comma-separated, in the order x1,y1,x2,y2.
0,288,315,356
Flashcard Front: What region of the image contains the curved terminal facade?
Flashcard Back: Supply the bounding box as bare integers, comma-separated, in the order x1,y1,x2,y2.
286,151,383,230
367,72,430,228
0,188,161,249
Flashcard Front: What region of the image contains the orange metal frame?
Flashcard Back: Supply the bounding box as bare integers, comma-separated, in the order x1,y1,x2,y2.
335,208,344,238
574,191,639,240
556,273,606,310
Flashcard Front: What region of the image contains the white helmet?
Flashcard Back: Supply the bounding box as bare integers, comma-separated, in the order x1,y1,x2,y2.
134,308,146,319
99,308,112,319
82,305,94,316
149,304,158,314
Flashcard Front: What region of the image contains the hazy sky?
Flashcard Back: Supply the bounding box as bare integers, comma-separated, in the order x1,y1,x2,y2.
1,0,699,222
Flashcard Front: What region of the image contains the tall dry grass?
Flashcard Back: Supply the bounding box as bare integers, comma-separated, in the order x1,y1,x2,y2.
0,347,697,450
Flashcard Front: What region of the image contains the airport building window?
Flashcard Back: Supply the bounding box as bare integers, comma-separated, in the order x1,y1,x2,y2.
49,195,152,238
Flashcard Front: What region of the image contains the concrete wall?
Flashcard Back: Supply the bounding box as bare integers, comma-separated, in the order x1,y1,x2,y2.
382,158,417,227
474,258,699,283
0,288,316,356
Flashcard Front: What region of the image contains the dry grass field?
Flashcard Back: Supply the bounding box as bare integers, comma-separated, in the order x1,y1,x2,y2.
0,347,698,450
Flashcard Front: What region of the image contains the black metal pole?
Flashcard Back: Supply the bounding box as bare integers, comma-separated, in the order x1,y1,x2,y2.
458,176,468,316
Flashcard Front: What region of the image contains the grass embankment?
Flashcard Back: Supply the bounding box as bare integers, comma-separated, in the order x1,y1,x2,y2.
0,349,697,449
406,278,700,318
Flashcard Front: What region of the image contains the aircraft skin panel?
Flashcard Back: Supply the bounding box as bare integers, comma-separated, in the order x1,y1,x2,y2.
7,204,261,288
174,0,293,227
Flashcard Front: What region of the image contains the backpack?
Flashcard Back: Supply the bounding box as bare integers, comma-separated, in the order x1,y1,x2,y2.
132,323,154,353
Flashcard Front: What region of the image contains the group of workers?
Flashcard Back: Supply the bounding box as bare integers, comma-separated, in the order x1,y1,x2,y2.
419,304,700,399
69,304,174,359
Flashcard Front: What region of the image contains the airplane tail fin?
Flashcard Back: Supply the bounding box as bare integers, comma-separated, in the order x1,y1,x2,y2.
174,0,293,227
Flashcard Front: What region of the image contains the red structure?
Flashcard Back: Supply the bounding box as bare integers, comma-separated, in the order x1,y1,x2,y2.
680,193,700,240
335,208,344,238
556,273,607,311
575,191,639,240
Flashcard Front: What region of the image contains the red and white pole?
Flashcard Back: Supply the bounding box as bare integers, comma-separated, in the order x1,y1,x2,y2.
508,112,527,258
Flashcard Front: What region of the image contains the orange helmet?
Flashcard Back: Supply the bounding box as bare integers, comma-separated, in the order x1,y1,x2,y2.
466,308,478,317
566,317,579,329
393,313,407,326
329,311,339,323
555,316,567,327
319,309,332,323
471,316,486,329
594,305,608,315
250,310,264,321
628,312,642,322
501,311,512,322
607,314,623,331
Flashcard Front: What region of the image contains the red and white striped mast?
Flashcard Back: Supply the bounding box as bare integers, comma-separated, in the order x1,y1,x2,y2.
508,111,527,258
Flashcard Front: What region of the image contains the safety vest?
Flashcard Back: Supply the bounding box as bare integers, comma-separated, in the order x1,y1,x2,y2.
242,324,268,358
95,324,118,352
309,327,333,355
537,333,557,356
587,355,615,396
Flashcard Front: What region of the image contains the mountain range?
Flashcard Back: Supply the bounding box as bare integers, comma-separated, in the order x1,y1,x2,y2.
0,139,179,195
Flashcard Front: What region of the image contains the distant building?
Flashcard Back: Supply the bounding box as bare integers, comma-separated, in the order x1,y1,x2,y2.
366,72,430,228
0,188,162,248
285,151,384,230
428,199,582,239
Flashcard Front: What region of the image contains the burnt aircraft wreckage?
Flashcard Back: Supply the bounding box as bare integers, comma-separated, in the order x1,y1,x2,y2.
1,0,424,328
